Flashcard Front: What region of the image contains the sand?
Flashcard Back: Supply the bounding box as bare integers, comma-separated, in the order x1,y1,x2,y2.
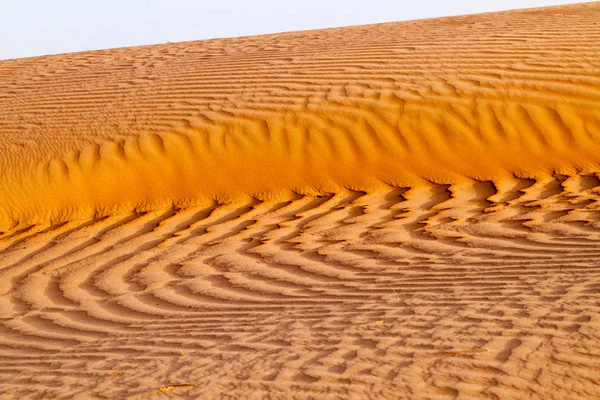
0,2,599,399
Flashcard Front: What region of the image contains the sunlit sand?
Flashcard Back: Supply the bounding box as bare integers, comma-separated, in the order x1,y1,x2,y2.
0,3,599,398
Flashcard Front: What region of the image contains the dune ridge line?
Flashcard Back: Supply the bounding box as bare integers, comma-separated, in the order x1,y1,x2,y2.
1,3,600,230
1,3,600,399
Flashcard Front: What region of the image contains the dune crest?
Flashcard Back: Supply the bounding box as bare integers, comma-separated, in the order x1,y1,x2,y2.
1,3,600,399
1,3,600,230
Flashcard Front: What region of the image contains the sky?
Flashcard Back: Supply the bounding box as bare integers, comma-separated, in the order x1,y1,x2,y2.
0,0,593,61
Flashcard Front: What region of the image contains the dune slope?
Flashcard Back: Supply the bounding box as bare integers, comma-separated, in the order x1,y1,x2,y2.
1,3,600,399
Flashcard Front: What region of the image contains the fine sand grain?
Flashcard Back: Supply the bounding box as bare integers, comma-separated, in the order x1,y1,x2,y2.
1,3,600,399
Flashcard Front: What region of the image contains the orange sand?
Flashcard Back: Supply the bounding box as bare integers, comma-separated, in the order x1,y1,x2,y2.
1,3,600,399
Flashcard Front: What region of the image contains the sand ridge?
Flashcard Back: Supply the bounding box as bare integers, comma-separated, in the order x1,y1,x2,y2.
1,3,600,229
1,2,600,399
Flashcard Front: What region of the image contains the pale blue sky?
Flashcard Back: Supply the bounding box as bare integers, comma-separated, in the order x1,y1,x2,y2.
0,0,592,60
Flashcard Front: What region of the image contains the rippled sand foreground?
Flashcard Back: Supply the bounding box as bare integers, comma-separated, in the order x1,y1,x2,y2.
1,3,600,399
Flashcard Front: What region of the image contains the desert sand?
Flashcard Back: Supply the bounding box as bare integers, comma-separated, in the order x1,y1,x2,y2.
0,2,600,399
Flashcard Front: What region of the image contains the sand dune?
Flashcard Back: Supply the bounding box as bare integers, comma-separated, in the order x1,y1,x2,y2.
1,2,600,399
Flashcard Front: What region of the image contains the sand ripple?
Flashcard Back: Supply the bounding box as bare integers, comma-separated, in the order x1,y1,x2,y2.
1,3,600,399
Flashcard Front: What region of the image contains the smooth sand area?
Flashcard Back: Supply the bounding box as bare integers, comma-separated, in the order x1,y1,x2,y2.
1,3,600,399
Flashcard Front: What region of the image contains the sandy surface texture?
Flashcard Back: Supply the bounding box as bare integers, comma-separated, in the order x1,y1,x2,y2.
1,3,600,399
